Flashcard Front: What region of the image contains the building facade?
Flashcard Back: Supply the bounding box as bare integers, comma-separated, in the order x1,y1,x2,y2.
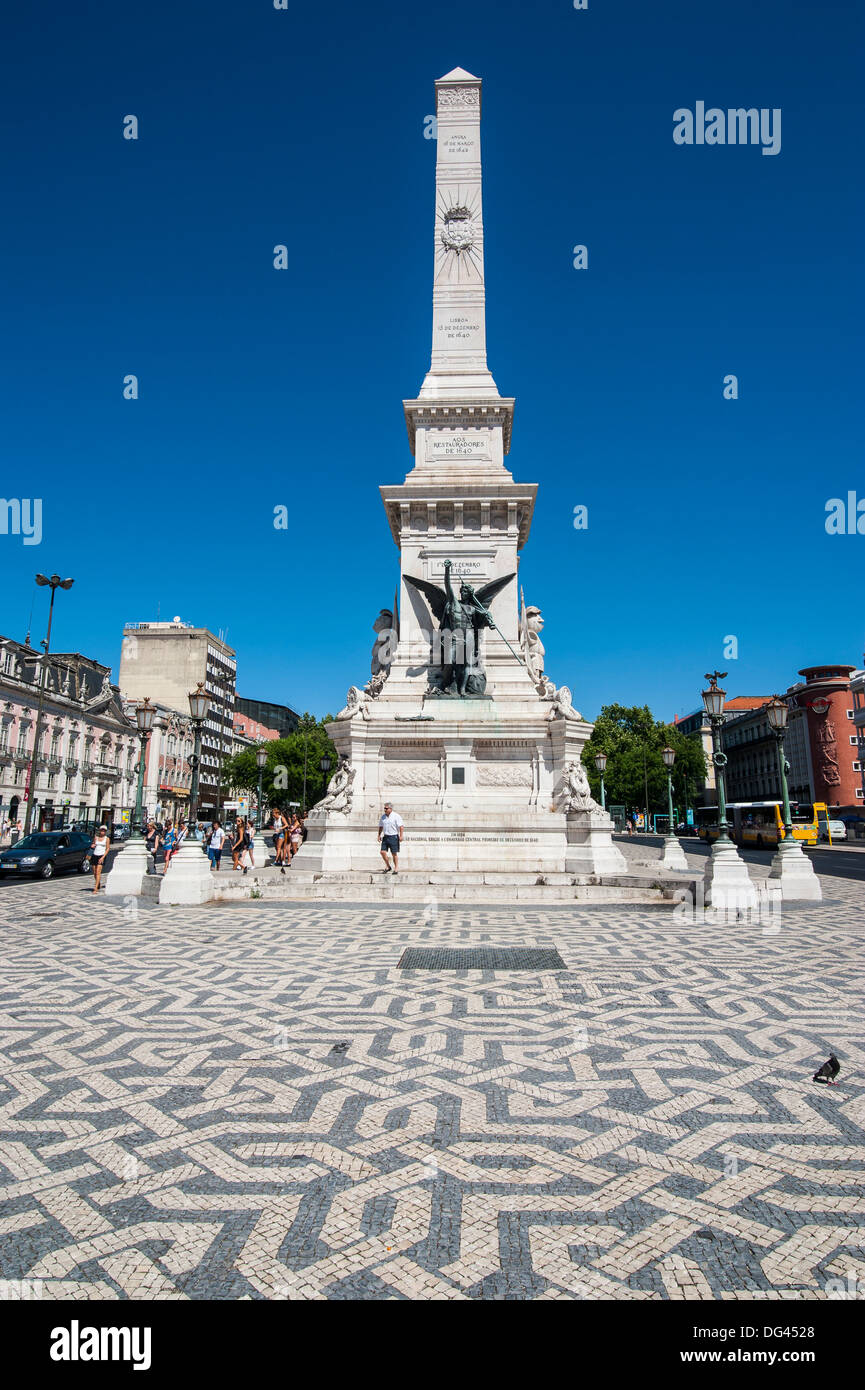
849,663,865,806
678,697,769,805
119,619,237,815
232,711,281,744
234,696,299,740
786,664,859,809
0,636,137,830
122,699,196,826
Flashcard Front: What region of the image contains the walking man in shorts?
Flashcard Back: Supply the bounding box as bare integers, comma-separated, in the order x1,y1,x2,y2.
378,802,404,874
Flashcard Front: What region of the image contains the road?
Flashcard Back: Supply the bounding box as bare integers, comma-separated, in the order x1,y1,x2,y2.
627,834,865,883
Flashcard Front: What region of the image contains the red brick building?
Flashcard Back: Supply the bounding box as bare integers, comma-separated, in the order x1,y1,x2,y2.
786,664,859,810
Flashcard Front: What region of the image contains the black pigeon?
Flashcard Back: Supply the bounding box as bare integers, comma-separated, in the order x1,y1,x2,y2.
812,1054,840,1085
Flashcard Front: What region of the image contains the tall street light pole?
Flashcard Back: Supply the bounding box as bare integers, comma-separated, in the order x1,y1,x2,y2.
104,696,155,900
594,750,607,812
157,683,215,906
186,682,209,833
252,745,270,871
765,695,822,901
131,698,156,837
23,574,74,837
661,745,688,870
701,671,756,915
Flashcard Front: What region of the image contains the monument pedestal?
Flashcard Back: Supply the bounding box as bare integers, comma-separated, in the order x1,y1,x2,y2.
158,835,215,905
104,837,150,899
564,809,628,875
768,836,822,901
252,830,271,872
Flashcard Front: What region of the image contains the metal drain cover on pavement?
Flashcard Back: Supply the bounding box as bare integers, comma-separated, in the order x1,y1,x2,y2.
397,947,566,971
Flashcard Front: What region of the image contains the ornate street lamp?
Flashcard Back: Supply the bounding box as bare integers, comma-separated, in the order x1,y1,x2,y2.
699,670,756,913
186,682,210,833
23,574,74,836
320,754,332,799
594,750,607,811
765,695,821,901
251,745,271,872
660,745,688,870
256,745,268,831
102,694,157,899
131,697,156,837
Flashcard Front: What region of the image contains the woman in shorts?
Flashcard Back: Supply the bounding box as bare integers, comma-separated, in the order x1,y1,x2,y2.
271,808,288,865
90,825,111,892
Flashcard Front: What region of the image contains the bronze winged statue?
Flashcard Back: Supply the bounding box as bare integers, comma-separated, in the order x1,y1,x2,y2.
404,560,517,696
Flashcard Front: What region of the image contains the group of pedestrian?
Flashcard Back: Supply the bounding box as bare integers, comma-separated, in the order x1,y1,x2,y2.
203,818,253,874
144,820,189,873
271,809,304,866
0,819,23,847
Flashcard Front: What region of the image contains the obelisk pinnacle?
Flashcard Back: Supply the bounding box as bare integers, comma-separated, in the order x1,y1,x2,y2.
417,67,501,402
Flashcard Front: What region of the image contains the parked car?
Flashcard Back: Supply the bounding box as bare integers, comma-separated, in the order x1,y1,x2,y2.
820,820,848,842
0,831,94,879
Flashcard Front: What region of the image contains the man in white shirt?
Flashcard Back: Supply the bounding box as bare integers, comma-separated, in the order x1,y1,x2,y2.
378,803,404,873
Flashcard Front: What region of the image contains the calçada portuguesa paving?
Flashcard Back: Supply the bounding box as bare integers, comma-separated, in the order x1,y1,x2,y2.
0,846,863,1301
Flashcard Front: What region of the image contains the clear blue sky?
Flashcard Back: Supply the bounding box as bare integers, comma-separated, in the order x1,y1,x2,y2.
2,0,862,721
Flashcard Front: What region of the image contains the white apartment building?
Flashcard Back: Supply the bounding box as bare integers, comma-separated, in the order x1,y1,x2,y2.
0,636,138,829
119,618,236,813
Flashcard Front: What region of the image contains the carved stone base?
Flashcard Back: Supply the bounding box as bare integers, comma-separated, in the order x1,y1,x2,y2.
158,836,215,905
767,836,822,901
563,809,628,875
703,838,758,914
104,836,150,899
661,835,690,872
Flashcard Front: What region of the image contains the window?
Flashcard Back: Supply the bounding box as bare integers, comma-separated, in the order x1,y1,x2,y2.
854,762,862,772
451,767,465,785
850,736,859,746
847,710,854,719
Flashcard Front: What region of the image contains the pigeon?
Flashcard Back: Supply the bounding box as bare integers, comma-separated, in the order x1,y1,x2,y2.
812,1054,840,1085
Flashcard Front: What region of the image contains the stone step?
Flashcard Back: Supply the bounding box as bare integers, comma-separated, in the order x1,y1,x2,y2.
208,873,691,905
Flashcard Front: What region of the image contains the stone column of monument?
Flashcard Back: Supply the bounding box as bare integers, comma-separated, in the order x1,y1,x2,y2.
290,69,627,883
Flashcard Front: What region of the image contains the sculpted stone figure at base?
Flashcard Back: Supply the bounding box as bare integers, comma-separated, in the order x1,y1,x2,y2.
316,756,355,814
371,609,396,678
520,600,545,685
336,686,371,721
558,758,598,813
544,683,583,721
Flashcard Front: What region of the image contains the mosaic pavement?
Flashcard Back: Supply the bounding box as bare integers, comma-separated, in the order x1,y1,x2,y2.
0,867,864,1301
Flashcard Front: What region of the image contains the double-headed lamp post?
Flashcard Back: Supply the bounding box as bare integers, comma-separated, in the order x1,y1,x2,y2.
131,698,156,837
765,695,822,901
700,671,756,913
594,751,607,811
186,682,210,832
661,745,688,870
104,695,155,898
256,746,268,830
23,574,74,837
252,745,271,872
156,683,216,905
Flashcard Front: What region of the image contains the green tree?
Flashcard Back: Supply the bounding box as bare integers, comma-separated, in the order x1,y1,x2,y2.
584,704,706,826
220,712,338,817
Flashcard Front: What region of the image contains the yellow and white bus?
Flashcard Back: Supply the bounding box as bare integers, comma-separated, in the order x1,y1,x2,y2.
696,801,819,848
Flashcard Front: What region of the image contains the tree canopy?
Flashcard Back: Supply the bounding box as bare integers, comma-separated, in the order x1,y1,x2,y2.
221,713,338,815
583,704,707,819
